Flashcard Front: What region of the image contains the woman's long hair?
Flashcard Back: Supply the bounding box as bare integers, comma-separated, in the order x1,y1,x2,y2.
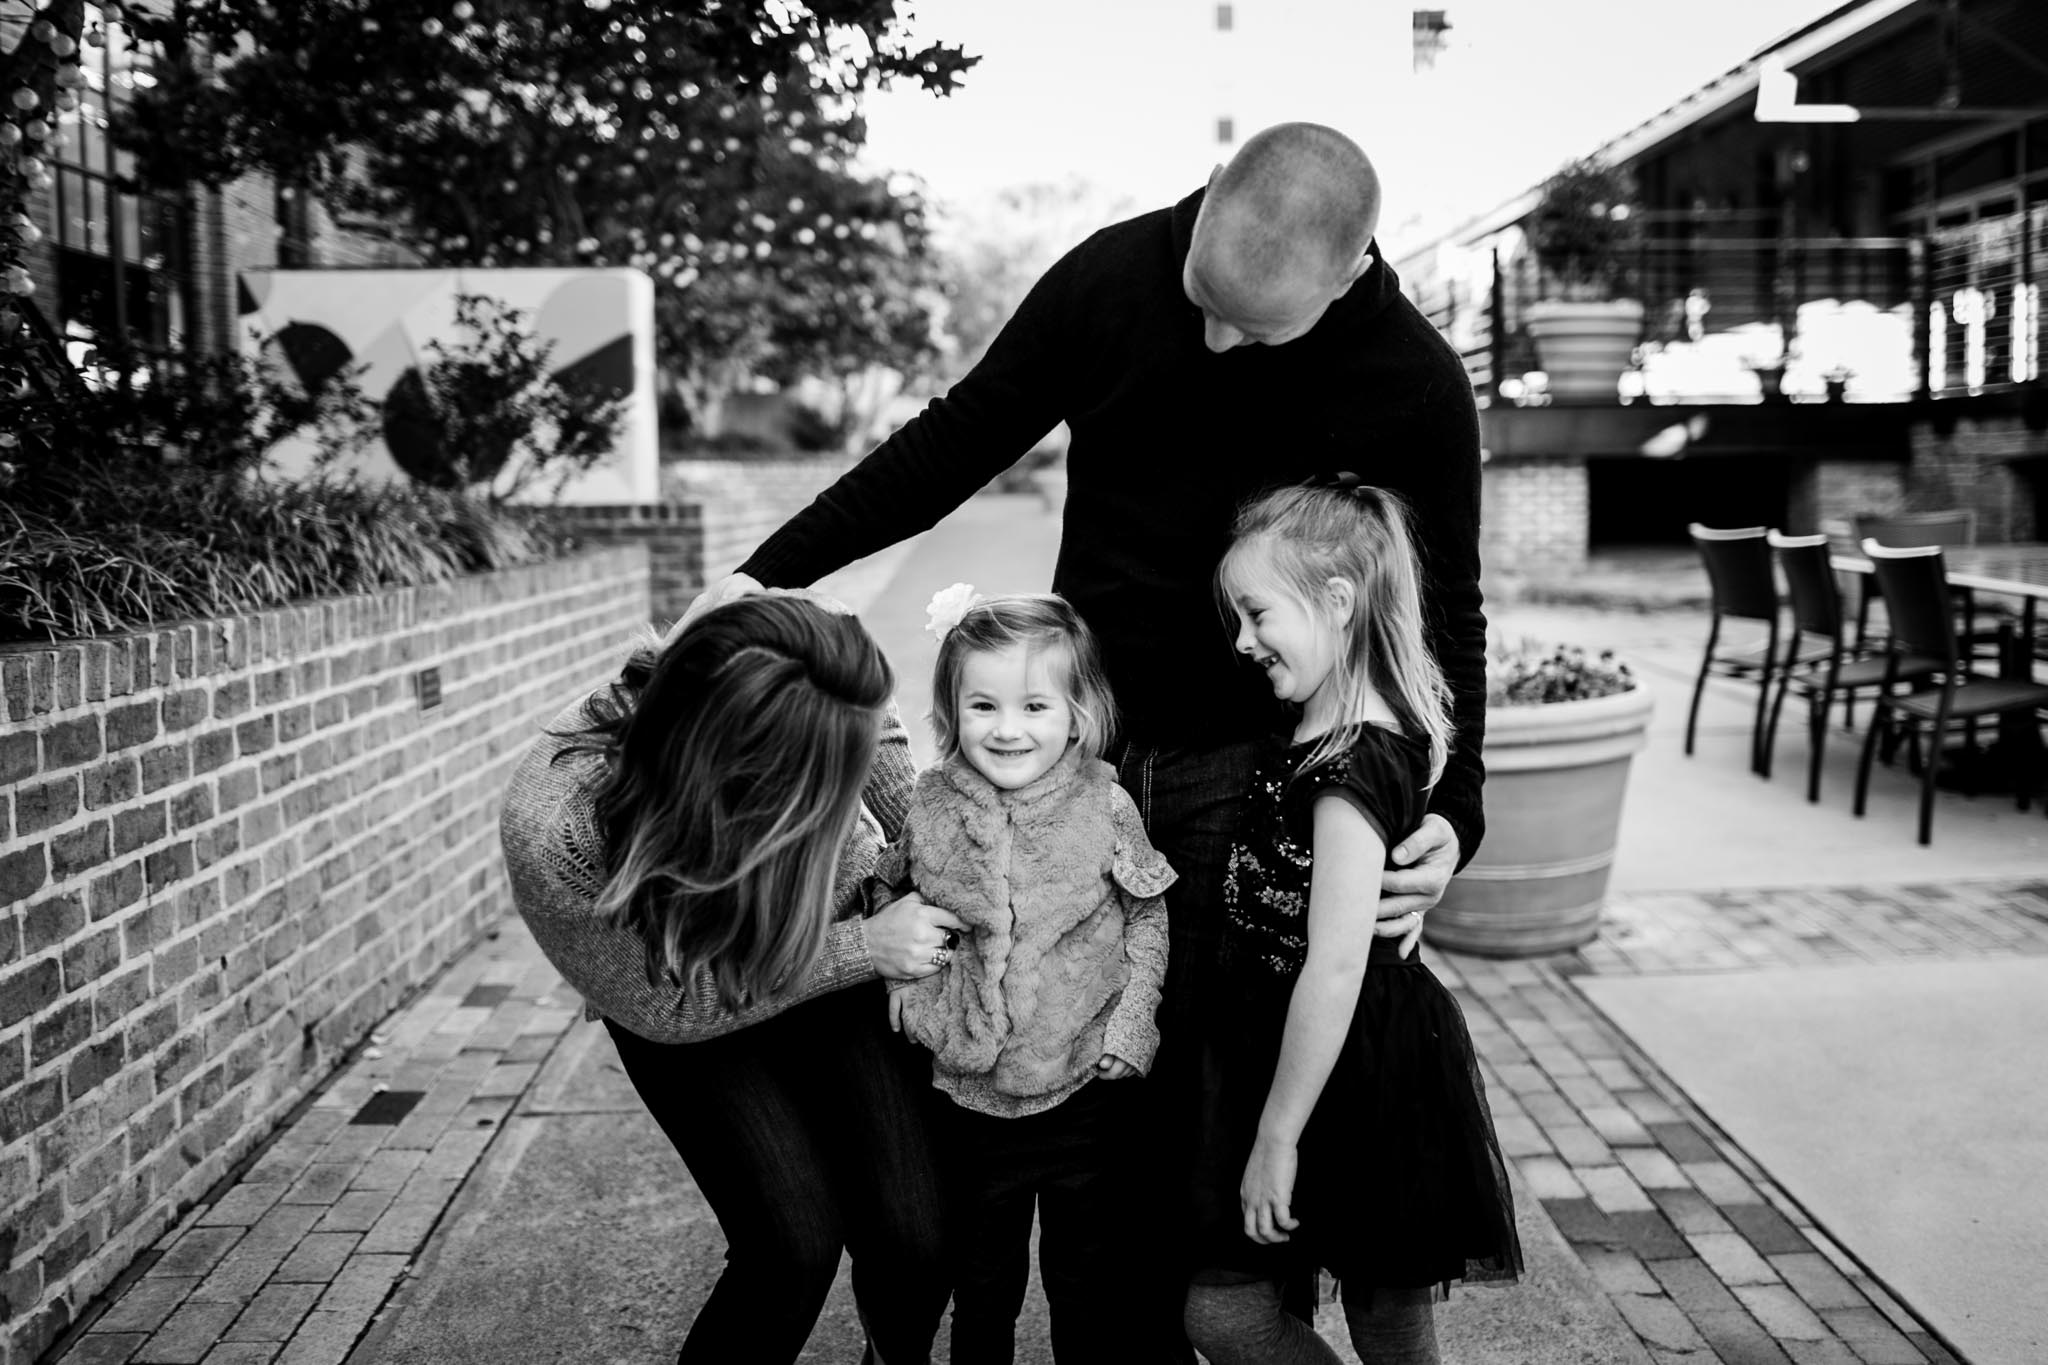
574,596,893,1009
1216,481,1454,786
927,593,1117,764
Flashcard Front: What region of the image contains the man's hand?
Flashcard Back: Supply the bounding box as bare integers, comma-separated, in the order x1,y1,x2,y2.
675,572,765,634
1377,813,1461,959
1095,1054,1136,1080
863,890,968,980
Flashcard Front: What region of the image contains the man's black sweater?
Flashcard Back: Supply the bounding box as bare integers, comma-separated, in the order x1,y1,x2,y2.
742,187,1488,858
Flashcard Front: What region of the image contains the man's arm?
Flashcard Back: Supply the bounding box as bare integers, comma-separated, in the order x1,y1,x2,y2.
737,252,1086,590
1402,323,1489,869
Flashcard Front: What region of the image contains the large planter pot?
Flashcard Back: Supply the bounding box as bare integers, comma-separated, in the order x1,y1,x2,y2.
1425,685,1655,958
1523,298,1645,400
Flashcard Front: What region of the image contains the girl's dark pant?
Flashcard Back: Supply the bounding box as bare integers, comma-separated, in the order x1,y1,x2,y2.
605,982,949,1365
934,1078,1147,1365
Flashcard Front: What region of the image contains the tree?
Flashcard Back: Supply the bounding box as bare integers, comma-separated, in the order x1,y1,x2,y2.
107,0,975,426
1,0,90,420
932,179,1135,381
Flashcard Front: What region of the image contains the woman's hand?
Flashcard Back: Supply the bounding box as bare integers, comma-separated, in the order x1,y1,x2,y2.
1240,1135,1301,1245
864,891,968,980
1378,813,1461,958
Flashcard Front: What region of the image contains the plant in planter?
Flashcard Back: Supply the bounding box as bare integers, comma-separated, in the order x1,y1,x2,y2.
1424,637,1654,958
1521,156,1646,400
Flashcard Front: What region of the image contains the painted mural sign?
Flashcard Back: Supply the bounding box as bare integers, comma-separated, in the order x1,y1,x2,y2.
236,267,659,503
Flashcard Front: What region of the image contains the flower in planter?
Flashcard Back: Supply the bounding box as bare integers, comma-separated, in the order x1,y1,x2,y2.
1486,636,1637,707
1527,157,1643,303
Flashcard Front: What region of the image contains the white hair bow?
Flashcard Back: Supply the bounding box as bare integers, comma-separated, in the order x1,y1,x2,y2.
924,582,983,640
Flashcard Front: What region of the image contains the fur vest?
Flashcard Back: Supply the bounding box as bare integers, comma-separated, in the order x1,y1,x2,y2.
879,752,1174,1117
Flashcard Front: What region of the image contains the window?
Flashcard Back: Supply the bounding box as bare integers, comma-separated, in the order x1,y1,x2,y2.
1215,4,1233,31
47,6,175,358
1217,117,1235,145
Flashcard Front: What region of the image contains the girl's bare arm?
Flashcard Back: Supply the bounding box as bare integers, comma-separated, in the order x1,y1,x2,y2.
1241,794,1386,1243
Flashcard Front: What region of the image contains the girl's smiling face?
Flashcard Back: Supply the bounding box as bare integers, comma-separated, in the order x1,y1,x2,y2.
955,642,1077,790
1225,555,1347,721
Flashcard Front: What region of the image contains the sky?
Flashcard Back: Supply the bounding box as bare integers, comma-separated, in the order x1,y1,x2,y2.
860,0,1849,252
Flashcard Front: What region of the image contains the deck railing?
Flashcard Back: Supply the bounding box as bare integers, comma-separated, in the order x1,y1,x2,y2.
1411,206,2044,404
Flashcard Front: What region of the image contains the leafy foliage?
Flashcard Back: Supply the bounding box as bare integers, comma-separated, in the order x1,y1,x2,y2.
1526,157,1643,301
0,337,568,644
108,0,975,424
382,293,625,501
1486,638,1638,706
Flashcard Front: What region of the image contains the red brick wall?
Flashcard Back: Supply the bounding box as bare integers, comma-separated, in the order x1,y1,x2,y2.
0,548,649,1363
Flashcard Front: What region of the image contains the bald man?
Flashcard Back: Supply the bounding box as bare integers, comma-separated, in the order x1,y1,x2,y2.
692,122,1486,1359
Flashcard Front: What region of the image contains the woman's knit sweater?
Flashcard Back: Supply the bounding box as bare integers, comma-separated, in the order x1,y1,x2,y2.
499,692,916,1044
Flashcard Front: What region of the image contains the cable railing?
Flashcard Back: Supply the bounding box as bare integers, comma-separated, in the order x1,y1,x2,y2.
1411,213,2043,405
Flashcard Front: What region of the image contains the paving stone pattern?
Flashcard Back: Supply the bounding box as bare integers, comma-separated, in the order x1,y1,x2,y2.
1435,876,2048,1365
43,930,573,1365
47,878,2047,1364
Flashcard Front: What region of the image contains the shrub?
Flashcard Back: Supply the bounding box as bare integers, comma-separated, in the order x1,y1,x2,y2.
1486,637,1637,706
0,338,573,645
380,293,626,502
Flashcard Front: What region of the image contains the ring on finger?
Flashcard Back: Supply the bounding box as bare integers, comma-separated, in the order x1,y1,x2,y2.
930,946,951,968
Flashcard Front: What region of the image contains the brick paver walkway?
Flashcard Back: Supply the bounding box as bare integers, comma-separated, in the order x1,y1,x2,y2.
1440,877,2048,1365
44,878,2048,1363
43,930,577,1365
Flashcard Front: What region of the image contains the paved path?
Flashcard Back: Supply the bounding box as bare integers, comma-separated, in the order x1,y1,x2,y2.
42,493,2043,1364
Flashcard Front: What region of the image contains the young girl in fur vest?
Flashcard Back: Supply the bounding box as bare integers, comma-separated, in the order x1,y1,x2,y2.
878,588,1173,1365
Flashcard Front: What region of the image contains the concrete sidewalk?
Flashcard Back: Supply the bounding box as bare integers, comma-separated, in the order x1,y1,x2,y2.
43,493,2044,1364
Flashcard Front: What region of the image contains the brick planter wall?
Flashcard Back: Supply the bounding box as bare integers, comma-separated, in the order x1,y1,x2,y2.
664,455,861,585
560,455,861,627
553,503,705,631
0,547,649,1363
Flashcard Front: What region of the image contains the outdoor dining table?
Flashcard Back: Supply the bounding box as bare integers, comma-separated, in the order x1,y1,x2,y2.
1829,541,2048,654
1830,541,2048,793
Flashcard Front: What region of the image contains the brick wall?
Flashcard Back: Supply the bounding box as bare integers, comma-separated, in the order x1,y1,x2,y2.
558,457,863,628
1786,460,1908,535
0,548,649,1363
554,503,705,629
1909,413,2045,542
1482,456,1588,574
665,456,862,585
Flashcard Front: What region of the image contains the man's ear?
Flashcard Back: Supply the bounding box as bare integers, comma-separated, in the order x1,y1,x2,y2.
1346,250,1376,285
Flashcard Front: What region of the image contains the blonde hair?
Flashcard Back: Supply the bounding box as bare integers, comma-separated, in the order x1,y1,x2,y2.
928,594,1117,765
1216,481,1453,786
574,596,893,1009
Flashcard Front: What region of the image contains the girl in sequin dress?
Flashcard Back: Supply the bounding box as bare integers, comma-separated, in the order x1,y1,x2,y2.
1183,479,1521,1365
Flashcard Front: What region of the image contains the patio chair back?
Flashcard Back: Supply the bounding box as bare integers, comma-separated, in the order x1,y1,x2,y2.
1768,532,1843,640
1863,542,1958,660
1688,525,1776,621
1854,509,1976,550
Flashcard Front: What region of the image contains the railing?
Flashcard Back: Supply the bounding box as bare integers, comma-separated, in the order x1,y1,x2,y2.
1410,210,2045,404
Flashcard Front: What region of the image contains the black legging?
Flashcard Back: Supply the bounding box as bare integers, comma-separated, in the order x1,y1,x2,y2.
606,981,950,1364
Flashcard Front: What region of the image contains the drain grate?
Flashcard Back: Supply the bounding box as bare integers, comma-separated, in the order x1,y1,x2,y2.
350,1090,425,1126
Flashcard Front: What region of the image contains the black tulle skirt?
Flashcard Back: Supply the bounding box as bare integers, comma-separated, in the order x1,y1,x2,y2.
1188,939,1524,1292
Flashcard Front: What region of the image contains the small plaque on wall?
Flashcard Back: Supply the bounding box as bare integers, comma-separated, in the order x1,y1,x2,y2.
415,666,443,713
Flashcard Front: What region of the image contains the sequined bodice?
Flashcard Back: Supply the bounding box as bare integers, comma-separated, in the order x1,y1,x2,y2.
1219,729,1430,985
